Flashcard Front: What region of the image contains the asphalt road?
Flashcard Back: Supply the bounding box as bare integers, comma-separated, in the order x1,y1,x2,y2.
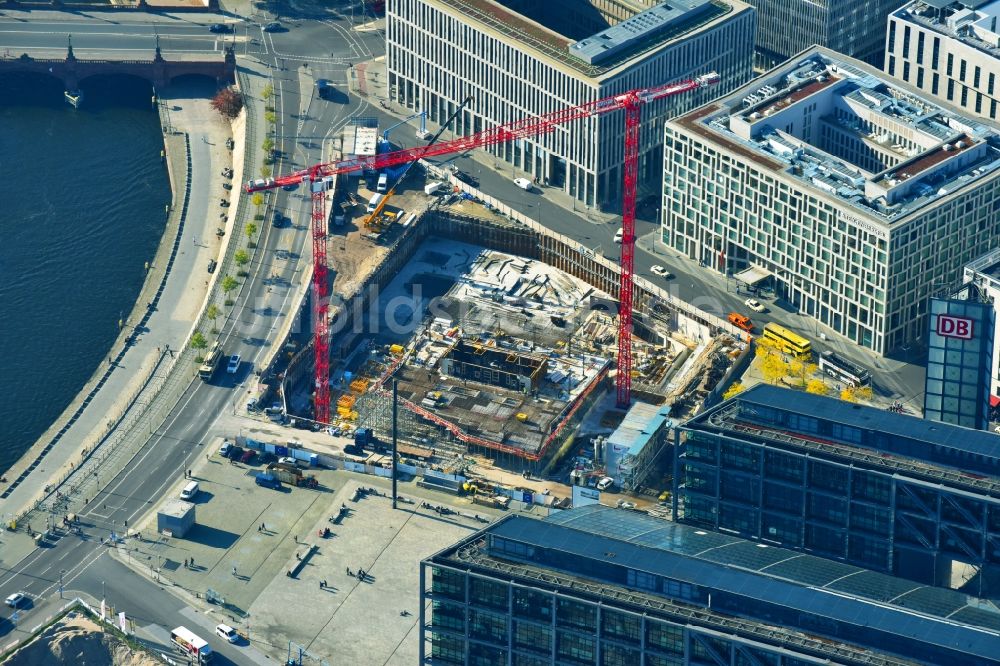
0,3,382,662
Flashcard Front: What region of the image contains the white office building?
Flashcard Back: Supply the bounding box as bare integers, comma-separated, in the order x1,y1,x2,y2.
386,0,755,207
885,0,1000,124
662,47,1000,354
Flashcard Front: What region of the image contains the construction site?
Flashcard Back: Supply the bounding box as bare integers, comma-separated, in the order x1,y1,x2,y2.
328,241,615,471
248,74,750,483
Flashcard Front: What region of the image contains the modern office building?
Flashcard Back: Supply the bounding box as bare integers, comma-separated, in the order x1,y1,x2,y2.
673,383,1000,589
924,292,996,429
747,0,906,69
662,47,1000,354
421,504,1000,665
885,0,1000,125
963,247,1000,403
386,0,755,207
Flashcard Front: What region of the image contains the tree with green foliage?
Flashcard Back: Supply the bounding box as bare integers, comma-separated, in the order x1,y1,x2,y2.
234,249,250,270
222,275,238,297
252,192,264,208
206,303,220,333
190,330,208,352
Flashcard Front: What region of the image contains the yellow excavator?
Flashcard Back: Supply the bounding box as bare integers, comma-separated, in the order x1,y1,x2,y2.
363,95,473,231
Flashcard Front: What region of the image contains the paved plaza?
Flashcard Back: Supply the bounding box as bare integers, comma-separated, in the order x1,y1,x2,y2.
120,443,496,664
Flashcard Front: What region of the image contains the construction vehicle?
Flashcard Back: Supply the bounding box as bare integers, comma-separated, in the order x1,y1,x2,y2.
363,97,472,232
246,74,718,421
266,463,318,488
382,111,429,143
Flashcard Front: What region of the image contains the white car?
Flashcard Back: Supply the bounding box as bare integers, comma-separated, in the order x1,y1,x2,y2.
278,456,298,467
5,592,27,608
744,298,766,312
513,177,533,191
219,441,233,457
616,499,636,510
651,265,673,278
226,354,241,374
613,228,624,243
216,623,239,643
596,476,614,491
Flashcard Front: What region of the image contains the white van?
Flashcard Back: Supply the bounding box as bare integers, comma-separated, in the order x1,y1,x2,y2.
376,173,389,192
513,177,532,191
367,193,384,213
180,481,199,501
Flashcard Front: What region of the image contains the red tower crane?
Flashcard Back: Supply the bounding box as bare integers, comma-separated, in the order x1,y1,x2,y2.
247,72,719,421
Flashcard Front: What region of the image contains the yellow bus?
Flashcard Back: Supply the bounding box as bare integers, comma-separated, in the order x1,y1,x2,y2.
762,322,812,358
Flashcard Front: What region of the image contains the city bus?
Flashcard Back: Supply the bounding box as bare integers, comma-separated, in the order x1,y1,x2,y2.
762,322,812,358
818,350,871,387
198,341,223,381
171,626,212,663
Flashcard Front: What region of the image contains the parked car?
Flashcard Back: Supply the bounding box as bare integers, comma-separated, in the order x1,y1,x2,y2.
5,592,27,608
219,441,233,458
207,259,218,274
278,456,298,467
513,177,533,191
241,449,256,464
209,23,233,33
226,354,241,374
616,500,636,510
745,298,766,312
255,472,281,489
596,476,614,491
216,624,239,643
650,265,673,278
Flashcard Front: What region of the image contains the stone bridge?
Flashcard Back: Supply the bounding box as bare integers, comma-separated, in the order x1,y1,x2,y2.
0,42,235,91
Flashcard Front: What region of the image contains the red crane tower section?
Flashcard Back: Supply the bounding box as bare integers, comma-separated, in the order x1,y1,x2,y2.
247,72,718,422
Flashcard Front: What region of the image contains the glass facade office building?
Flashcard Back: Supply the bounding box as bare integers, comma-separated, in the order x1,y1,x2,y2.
421,505,1000,665
673,384,1000,588
924,295,996,430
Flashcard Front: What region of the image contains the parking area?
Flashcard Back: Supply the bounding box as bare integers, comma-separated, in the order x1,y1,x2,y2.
126,440,498,663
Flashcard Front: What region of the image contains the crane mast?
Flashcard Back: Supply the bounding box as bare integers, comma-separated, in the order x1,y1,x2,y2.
249,72,719,422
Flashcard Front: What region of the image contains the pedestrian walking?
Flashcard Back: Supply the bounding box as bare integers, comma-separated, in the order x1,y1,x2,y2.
257,525,261,533
319,581,323,589
346,567,352,576
232,566,237,577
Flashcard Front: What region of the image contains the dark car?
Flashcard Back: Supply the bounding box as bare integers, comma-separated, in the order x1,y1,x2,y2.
209,23,233,33
240,449,256,464
255,472,281,489
453,171,478,187
207,259,218,274
272,211,284,227
263,21,283,32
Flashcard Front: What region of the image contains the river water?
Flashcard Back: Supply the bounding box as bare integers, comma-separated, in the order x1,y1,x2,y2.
0,73,170,474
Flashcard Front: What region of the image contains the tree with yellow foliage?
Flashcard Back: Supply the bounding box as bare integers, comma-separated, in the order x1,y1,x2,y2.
806,379,829,395
759,352,788,385
722,382,745,400
840,385,873,403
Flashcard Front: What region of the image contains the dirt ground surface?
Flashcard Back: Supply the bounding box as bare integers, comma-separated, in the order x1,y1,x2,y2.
2,611,159,666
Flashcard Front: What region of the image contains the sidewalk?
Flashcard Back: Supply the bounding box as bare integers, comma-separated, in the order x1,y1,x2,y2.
0,80,239,567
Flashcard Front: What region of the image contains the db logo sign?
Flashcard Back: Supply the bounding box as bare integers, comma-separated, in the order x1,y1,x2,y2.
936,315,974,340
